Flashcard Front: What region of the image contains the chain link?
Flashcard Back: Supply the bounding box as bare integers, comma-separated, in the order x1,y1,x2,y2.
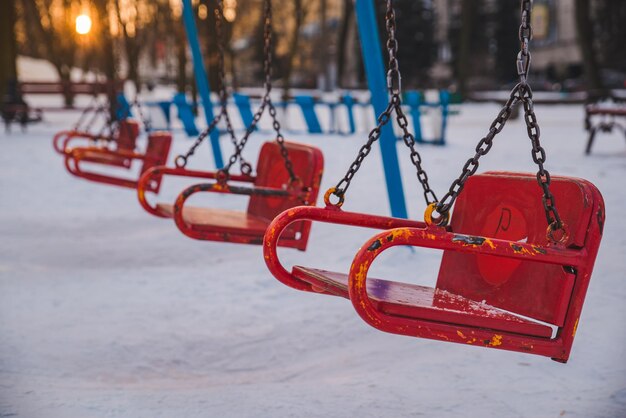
218,0,297,183
214,2,250,172
516,0,532,83
73,94,101,133
518,84,563,230
132,97,151,132
435,0,564,238
436,86,521,214
332,0,435,204
176,0,247,170
175,112,223,168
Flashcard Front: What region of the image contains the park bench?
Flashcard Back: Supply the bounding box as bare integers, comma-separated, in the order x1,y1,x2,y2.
584,99,626,154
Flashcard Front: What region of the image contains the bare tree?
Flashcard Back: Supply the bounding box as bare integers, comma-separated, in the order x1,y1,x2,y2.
92,0,117,120
456,0,474,98
113,0,148,92
174,15,188,93
317,0,330,91
281,0,309,99
0,0,18,100
336,0,353,88
574,0,605,95
21,0,79,106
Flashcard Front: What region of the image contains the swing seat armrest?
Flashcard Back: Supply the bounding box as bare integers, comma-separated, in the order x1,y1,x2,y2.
54,130,108,155
263,206,429,292
346,226,586,358
173,182,295,236
137,166,256,217
70,147,144,162
63,152,138,189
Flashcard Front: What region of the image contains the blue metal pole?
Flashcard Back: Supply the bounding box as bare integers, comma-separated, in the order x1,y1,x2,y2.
181,0,223,168
354,0,407,219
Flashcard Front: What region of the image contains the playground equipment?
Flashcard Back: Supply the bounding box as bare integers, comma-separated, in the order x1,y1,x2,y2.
63,96,173,191
263,0,604,362
224,89,451,138
53,94,144,170
584,98,626,154
138,0,323,250
52,96,115,155
138,0,259,219
170,0,323,248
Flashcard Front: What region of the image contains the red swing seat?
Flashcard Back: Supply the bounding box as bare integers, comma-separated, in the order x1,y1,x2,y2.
53,119,141,168
159,141,324,250
264,172,605,362
64,130,172,191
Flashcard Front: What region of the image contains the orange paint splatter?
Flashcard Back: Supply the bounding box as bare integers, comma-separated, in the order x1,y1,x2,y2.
483,238,496,250
488,335,503,347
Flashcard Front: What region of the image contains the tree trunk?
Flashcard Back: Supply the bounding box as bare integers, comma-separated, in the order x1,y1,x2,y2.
282,0,305,100
574,0,605,96
59,69,73,107
22,0,77,106
93,0,118,121
0,0,18,101
175,18,188,93
114,0,142,93
336,0,353,88
317,0,330,91
456,0,474,98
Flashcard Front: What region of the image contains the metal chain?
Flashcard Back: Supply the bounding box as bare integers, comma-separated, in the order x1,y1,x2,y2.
175,0,247,170
83,102,108,134
436,86,521,214
260,0,296,182
517,0,532,84
391,94,438,204
518,84,563,231
332,0,436,204
333,101,394,197
96,104,117,140
219,0,297,183
132,97,151,132
268,101,296,181
435,0,564,239
214,1,250,173
175,112,223,167
72,94,100,132
516,0,563,234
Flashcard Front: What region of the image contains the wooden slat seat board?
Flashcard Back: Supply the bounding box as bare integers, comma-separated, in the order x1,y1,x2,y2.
77,150,130,167
156,204,273,236
292,266,552,338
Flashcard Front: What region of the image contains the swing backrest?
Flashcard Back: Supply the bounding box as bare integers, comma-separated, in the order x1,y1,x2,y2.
140,131,172,178
249,141,324,231
436,172,604,326
116,119,140,151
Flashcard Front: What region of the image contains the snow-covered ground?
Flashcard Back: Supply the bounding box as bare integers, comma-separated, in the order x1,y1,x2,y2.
1,102,625,418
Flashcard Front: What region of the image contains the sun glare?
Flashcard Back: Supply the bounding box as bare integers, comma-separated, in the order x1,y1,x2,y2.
75,14,92,35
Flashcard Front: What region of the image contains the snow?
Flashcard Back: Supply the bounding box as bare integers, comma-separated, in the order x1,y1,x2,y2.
1,100,626,418
17,56,99,82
